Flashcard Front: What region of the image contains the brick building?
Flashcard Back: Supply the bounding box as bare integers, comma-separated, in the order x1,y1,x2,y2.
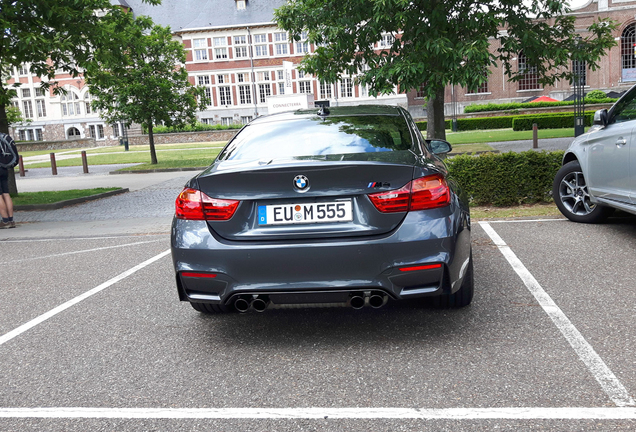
8,0,636,142
405,0,636,118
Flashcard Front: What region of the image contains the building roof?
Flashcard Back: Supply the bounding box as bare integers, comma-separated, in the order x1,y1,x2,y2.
122,0,286,32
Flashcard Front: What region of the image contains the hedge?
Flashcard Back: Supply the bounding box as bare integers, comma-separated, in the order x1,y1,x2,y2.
512,112,594,131
416,120,451,131
464,98,617,113
418,112,593,132
446,150,564,206
149,122,244,134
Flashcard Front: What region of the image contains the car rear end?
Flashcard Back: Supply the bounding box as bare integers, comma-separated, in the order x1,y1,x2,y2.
170,106,471,312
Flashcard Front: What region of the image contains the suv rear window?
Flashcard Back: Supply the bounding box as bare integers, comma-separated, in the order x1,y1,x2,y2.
218,115,414,162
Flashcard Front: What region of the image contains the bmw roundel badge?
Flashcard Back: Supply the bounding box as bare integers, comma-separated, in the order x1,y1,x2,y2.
293,175,309,192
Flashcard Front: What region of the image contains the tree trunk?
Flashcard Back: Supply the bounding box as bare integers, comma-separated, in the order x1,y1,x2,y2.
0,102,18,195
426,86,446,141
148,122,158,165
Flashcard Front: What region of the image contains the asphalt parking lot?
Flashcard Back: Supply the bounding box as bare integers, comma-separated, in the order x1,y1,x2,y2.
1,169,635,431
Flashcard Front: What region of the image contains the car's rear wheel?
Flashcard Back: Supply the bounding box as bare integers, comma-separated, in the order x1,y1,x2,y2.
553,161,613,223
189,302,233,314
434,252,474,308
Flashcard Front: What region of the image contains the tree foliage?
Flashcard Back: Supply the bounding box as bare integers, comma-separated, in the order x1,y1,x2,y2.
275,0,617,139
0,0,158,194
85,16,208,164
0,0,160,133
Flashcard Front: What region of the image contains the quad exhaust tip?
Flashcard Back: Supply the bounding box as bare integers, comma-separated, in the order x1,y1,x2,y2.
233,292,389,312
350,291,388,310
234,295,271,313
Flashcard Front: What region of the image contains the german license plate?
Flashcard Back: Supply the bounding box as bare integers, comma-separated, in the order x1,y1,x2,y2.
258,201,353,225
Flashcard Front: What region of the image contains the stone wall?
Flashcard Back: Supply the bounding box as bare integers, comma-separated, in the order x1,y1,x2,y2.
15,138,105,152
127,129,239,145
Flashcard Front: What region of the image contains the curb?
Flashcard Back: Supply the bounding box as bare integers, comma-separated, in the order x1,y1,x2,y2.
110,167,207,174
14,188,130,211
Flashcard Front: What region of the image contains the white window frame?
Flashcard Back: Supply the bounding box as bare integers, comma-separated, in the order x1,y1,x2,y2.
22,100,33,119
218,86,232,106
239,85,252,104
275,43,288,55
193,38,208,61
258,83,271,103
36,99,47,117
299,81,312,94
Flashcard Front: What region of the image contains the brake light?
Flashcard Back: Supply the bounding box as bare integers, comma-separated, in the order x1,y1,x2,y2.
181,272,217,278
175,188,240,221
368,174,450,213
400,263,443,272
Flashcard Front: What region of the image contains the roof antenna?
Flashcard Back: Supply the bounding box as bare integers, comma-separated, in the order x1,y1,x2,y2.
317,106,330,116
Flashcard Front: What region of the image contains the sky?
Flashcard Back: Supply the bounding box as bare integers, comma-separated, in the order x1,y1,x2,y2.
568,0,589,8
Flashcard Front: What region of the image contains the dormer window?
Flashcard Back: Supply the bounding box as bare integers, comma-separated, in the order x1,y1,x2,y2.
236,0,246,10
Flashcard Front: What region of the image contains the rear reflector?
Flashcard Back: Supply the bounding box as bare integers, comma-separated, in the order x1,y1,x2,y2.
175,188,239,221
181,272,217,278
368,174,451,213
399,263,442,272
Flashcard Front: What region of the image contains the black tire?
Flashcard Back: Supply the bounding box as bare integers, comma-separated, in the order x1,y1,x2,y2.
434,252,474,309
552,161,614,224
189,302,233,314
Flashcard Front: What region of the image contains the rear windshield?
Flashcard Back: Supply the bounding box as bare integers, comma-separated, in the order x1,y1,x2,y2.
217,115,414,162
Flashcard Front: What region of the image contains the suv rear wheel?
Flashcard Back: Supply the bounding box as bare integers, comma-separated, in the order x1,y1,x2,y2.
553,161,613,223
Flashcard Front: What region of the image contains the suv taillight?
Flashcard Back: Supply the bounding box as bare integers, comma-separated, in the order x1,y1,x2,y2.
368,174,450,213
175,188,240,221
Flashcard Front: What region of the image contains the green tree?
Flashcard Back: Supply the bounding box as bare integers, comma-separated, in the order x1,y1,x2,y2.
6,106,29,129
85,17,207,164
275,0,617,140
0,0,159,193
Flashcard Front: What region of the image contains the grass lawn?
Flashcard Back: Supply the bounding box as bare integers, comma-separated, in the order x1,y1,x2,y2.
445,127,589,145
12,188,121,206
449,143,495,153
471,202,562,220
22,142,225,169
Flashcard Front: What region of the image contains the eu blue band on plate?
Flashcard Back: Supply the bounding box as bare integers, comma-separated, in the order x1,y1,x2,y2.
258,206,267,225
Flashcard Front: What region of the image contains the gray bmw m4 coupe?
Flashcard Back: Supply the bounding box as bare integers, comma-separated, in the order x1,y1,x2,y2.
170,105,472,313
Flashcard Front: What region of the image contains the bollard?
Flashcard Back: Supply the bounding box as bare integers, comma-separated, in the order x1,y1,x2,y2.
18,155,25,177
81,151,89,174
532,123,538,149
50,152,57,175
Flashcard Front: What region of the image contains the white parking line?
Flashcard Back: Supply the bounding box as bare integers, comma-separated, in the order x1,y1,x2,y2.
0,249,171,348
484,218,567,223
0,234,165,243
479,221,636,407
0,407,635,419
0,240,165,265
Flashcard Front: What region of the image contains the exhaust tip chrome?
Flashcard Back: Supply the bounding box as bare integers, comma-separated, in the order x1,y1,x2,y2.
350,294,365,310
252,297,270,312
234,297,251,313
369,293,388,309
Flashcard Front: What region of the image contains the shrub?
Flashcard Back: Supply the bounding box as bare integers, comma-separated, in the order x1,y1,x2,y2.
149,123,244,134
416,120,451,131
512,112,594,131
446,150,564,206
464,98,617,113
585,90,607,101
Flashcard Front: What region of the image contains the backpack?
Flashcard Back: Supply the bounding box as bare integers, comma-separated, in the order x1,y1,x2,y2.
0,133,18,169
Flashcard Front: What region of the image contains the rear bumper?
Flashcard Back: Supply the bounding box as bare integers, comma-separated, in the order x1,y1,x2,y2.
170,205,470,306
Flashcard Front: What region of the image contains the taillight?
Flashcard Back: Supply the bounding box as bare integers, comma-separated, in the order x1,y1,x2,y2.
368,174,450,213
175,188,240,221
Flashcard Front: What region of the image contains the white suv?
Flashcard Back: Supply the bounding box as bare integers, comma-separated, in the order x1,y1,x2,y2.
554,87,636,223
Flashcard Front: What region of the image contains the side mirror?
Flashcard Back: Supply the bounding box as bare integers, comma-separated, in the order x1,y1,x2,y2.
593,109,608,127
428,139,452,155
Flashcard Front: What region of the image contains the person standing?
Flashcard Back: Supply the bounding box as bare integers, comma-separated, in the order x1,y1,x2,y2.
0,133,19,229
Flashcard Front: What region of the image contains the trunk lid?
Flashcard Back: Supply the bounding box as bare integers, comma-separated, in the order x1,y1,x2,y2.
195,153,417,241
